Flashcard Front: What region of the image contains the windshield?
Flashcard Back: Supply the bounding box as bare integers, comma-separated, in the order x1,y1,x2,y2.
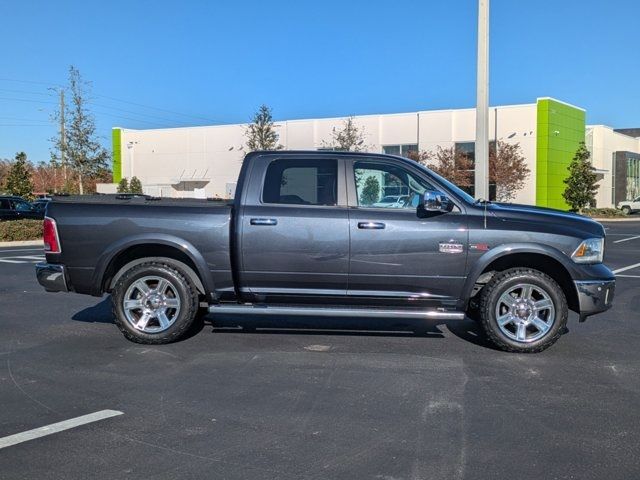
413,162,476,204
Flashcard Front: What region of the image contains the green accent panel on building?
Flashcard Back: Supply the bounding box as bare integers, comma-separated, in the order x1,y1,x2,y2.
536,99,585,210
112,128,122,183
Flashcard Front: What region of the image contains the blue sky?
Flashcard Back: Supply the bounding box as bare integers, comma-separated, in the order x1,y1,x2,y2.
1,0,638,162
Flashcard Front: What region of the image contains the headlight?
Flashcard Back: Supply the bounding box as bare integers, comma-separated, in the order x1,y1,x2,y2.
571,238,604,264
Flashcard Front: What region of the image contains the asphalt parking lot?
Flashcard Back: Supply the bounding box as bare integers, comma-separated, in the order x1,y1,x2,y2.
1,221,639,480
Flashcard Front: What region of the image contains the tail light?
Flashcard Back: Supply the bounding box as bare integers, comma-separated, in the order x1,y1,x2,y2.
43,217,61,254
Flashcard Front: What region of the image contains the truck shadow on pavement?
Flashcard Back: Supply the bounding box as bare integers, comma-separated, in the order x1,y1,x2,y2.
72,296,497,350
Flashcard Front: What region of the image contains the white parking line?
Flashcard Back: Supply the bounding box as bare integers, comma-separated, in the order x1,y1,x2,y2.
616,274,640,278
613,262,640,274
613,235,640,244
0,410,123,449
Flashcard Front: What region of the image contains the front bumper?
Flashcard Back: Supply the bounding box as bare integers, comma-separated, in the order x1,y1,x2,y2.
575,279,615,321
36,263,69,293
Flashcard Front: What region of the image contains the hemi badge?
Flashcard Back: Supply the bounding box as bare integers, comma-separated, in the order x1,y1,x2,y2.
470,243,490,251
439,242,464,254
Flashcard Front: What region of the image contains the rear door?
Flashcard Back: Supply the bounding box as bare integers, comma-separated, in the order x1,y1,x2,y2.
346,158,468,305
239,155,349,301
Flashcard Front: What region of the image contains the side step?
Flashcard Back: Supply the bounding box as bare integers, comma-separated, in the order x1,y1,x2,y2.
208,304,465,320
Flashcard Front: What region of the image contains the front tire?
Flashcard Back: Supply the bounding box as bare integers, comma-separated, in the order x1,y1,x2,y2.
112,260,199,344
621,206,631,215
479,268,568,353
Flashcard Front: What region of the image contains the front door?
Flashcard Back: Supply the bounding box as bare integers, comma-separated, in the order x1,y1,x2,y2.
240,156,349,300
346,159,468,305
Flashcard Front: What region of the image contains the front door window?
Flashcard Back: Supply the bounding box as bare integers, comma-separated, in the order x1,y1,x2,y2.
353,161,434,209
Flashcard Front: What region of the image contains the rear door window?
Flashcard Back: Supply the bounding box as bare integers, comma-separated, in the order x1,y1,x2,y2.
12,200,34,211
263,158,337,206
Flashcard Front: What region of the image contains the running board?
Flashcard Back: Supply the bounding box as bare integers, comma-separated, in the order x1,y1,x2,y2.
208,304,465,320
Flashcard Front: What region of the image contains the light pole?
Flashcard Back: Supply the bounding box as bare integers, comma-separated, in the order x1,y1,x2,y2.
126,141,138,179
475,0,490,201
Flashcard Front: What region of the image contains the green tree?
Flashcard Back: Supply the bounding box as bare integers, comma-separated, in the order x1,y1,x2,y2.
563,142,599,212
324,116,368,151
117,177,129,193
5,152,34,198
129,176,143,194
245,104,282,152
65,66,110,194
360,175,380,205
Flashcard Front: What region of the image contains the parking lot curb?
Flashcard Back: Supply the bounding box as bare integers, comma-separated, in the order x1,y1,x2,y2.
593,218,640,222
0,240,44,248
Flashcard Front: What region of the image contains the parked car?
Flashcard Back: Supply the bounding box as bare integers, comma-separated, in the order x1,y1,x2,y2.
617,196,640,215
372,195,410,208
0,195,43,220
36,151,615,352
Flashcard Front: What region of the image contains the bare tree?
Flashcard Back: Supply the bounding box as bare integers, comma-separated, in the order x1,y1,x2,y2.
323,117,369,151
0,158,12,191
62,66,110,194
409,147,474,188
490,141,530,202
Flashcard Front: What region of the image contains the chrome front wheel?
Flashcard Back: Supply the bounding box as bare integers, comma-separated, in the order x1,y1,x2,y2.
495,283,555,343
480,268,568,353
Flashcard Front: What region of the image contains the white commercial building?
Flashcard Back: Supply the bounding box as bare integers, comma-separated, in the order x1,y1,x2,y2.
103,97,640,209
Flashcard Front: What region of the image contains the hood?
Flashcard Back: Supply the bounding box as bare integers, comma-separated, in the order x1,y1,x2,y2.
487,202,605,237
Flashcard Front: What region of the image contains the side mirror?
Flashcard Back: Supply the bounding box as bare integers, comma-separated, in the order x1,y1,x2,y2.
418,190,454,215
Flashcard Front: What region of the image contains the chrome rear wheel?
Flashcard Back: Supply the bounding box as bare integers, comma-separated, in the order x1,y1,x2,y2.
123,275,182,333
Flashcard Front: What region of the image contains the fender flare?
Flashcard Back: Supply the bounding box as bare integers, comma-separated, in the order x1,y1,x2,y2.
91,233,215,296
461,242,576,305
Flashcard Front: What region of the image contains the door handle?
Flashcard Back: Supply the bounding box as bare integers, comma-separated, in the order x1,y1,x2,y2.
358,221,385,230
250,218,278,226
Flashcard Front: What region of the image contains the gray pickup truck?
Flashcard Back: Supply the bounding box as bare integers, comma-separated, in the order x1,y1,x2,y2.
36,151,615,352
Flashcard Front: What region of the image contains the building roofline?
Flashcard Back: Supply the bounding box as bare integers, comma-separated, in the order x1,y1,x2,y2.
114,98,576,134
536,97,586,112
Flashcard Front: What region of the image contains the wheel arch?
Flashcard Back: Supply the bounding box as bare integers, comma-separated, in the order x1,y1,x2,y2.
463,245,579,313
92,234,215,298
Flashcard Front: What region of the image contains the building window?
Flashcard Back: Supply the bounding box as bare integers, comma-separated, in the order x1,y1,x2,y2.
628,155,640,200
263,158,337,206
383,144,418,158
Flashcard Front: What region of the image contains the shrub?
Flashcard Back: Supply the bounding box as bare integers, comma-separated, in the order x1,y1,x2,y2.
582,208,627,218
0,219,43,241
129,176,143,194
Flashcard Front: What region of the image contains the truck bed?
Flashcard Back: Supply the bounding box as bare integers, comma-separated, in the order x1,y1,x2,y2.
46,197,233,297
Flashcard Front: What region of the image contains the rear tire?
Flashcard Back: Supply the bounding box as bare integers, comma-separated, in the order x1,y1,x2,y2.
479,268,567,353
111,260,199,344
